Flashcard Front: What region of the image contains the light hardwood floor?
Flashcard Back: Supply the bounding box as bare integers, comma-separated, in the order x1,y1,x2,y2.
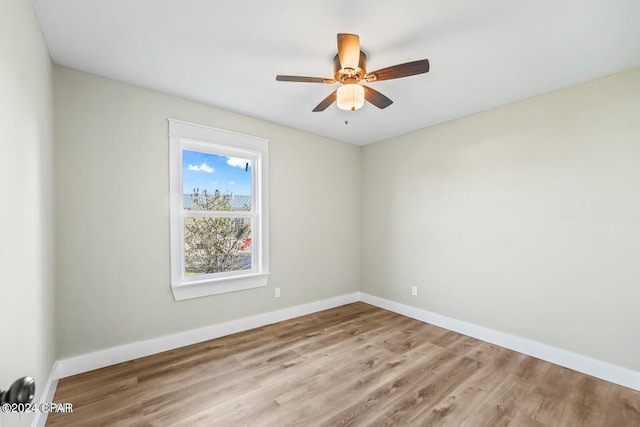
47,302,640,426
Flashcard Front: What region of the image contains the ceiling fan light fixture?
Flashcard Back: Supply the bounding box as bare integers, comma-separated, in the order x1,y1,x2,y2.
337,84,364,111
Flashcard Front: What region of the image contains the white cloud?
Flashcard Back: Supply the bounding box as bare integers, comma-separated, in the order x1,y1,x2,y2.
226,157,251,169
188,162,214,173
228,181,236,185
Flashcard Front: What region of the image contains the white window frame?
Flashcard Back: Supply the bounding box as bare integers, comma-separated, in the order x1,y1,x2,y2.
169,119,269,300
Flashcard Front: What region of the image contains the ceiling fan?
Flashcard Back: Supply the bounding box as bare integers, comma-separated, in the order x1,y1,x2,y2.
276,33,429,112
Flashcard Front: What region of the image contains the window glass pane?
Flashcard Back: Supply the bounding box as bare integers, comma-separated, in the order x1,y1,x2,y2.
182,150,251,211
184,217,252,275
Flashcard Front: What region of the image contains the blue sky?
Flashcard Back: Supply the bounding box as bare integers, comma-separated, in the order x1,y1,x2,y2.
182,150,252,195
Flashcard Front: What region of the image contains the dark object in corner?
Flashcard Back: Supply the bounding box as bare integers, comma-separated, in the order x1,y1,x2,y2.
0,376,35,407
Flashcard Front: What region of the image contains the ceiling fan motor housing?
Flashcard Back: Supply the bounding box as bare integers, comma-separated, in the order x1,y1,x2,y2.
334,51,367,84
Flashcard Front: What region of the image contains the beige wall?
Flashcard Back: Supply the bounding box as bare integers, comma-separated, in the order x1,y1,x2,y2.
0,0,55,425
362,68,640,371
54,66,362,358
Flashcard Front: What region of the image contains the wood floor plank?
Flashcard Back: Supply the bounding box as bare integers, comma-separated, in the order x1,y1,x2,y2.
281,340,444,426
362,355,485,426
556,374,612,426
47,302,640,426
409,350,520,426
603,385,640,427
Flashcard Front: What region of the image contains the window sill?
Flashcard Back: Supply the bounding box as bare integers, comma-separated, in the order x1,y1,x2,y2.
171,272,270,301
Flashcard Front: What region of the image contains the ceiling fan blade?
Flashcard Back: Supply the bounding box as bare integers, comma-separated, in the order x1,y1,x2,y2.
363,85,393,109
365,59,429,82
337,33,360,69
276,75,336,84
312,90,337,112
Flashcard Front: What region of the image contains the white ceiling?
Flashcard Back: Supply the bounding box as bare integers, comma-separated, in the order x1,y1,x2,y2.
33,0,640,146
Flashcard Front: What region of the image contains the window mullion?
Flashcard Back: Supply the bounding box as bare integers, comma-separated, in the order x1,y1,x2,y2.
184,210,253,219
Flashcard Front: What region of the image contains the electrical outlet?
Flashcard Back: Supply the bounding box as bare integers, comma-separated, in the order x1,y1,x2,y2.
275,287,281,298
411,286,418,296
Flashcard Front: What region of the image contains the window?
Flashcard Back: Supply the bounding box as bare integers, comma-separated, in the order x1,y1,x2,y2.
169,119,269,300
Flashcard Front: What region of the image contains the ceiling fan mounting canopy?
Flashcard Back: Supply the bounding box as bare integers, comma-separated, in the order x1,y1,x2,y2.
276,33,429,112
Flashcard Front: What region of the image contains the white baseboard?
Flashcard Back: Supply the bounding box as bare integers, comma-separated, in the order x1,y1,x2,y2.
50,291,639,393
31,362,59,427
360,292,640,392
56,292,360,379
